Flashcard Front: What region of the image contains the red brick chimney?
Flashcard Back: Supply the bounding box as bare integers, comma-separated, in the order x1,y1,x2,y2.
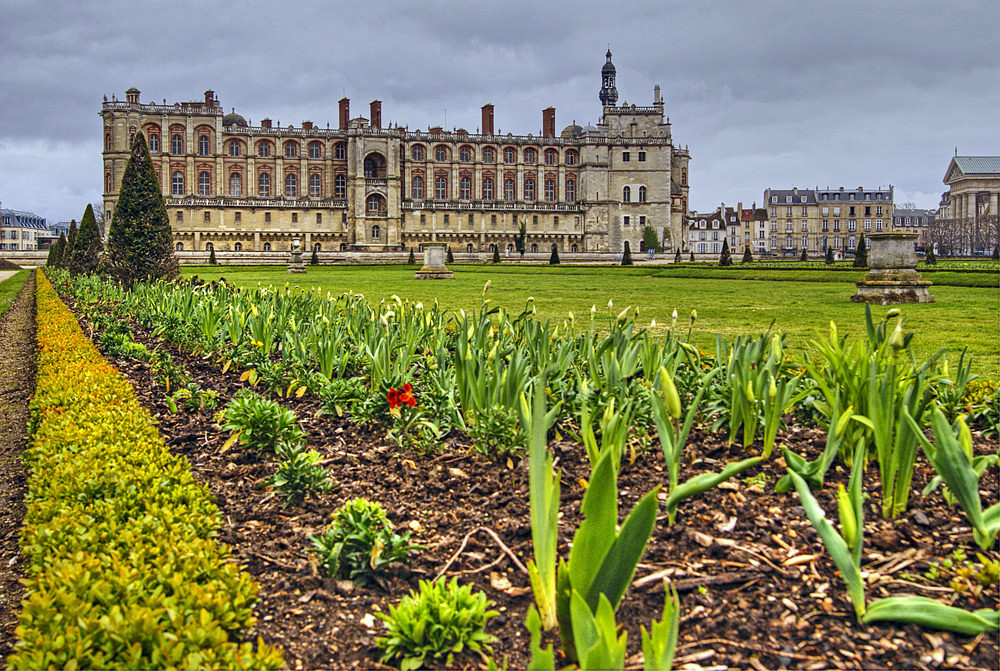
339,98,350,129
261,118,272,129
204,90,215,107
302,121,313,130
370,100,382,129
542,107,556,137
481,104,494,136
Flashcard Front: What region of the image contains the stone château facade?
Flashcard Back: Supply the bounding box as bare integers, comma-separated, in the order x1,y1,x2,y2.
100,52,690,257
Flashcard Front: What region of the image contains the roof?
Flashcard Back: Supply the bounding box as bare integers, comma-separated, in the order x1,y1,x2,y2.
0,208,48,229
953,156,1000,175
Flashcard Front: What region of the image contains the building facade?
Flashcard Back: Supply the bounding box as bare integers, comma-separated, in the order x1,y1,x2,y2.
935,156,999,255
892,207,935,250
0,203,48,251
763,186,894,257
100,53,690,258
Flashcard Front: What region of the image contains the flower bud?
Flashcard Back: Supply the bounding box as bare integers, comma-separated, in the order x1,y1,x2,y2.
889,319,905,352
745,380,755,404
650,319,657,328
616,307,630,325
835,405,854,439
837,484,857,548
608,299,614,310
379,314,389,330
886,308,900,319
768,374,777,401
690,309,698,325
671,308,679,327
830,320,837,342
659,367,682,419
483,280,491,295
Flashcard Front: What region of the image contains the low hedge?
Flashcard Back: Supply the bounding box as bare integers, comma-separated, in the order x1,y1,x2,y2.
9,272,282,669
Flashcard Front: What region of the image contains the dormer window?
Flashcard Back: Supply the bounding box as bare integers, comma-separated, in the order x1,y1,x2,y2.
801,196,807,203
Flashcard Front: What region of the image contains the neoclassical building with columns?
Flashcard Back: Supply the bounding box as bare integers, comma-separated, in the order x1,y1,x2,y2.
100,52,690,258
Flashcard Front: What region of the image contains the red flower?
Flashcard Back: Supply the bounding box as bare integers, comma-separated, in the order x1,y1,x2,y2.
399,382,416,407
387,383,416,409
387,387,401,409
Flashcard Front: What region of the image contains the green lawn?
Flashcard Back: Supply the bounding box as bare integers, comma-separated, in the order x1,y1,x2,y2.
183,264,1000,378
0,270,29,320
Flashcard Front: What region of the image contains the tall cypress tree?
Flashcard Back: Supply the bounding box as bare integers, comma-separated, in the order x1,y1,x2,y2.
52,233,67,268
825,246,835,264
674,248,681,263
549,244,560,265
853,233,868,268
742,245,753,263
106,130,178,285
70,204,103,275
61,219,77,267
621,241,633,265
718,238,732,266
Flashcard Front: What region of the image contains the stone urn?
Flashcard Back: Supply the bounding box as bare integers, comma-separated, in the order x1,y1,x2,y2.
287,237,306,274
413,243,454,279
851,232,934,304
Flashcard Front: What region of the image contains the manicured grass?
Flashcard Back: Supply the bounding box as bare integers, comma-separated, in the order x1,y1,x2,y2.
0,269,29,319
184,264,999,377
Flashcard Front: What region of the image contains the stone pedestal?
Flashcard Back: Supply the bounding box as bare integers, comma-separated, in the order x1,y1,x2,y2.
851,232,934,304
414,243,454,279
287,238,306,274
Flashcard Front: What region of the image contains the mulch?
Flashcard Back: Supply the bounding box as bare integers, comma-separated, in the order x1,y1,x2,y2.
29,293,1000,669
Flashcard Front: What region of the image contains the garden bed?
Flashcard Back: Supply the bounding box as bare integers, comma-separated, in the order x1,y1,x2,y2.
68,294,1000,670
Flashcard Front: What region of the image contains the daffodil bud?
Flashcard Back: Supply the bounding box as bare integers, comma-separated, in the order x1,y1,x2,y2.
837,484,857,548
483,280,491,295
671,308,678,327
487,343,497,365
616,307,630,325
650,318,657,328
379,314,389,330
886,308,900,319
591,305,597,318
768,374,777,401
608,299,614,310
830,320,837,342
889,319,905,352
690,309,698,325
835,405,854,439
745,380,755,404
771,335,782,362
659,367,682,419
568,311,575,323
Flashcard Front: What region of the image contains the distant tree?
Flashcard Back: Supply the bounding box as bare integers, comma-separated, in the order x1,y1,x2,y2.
310,246,319,265
446,246,455,264
925,246,937,265
621,241,633,265
92,202,106,239
799,247,808,262
61,219,77,267
993,245,999,260
407,249,415,264
515,220,527,255
492,246,501,263
52,233,67,268
825,246,835,264
46,240,58,267
853,234,868,268
69,204,103,275
549,244,560,265
674,248,681,263
689,250,695,262
718,238,732,266
209,246,217,265
105,131,179,285
641,226,661,253
742,245,753,263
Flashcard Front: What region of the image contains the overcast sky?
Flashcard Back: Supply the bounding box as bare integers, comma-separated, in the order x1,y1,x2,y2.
2,0,997,224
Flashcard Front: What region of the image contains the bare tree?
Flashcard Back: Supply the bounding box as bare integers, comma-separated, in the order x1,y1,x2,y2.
91,202,106,239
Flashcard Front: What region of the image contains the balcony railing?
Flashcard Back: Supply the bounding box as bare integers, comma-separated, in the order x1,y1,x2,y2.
166,196,347,209
401,199,583,213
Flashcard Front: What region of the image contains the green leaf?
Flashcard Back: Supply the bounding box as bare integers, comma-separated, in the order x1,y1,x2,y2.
862,597,999,635
666,456,762,519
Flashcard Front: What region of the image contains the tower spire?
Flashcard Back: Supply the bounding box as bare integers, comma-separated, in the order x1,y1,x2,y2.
599,49,618,107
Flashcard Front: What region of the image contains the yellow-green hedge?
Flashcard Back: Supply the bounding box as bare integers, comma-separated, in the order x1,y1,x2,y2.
9,273,283,670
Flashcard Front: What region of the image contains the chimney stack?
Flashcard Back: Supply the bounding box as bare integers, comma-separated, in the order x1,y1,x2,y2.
126,88,140,104
542,107,556,137
302,121,313,130
261,118,272,129
204,90,215,107
339,97,350,129
370,100,382,129
481,104,494,136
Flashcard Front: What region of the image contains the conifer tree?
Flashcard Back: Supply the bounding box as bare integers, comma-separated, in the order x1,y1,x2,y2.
209,246,217,265
993,245,999,260
310,246,319,265
446,246,455,264
549,244,560,265
853,234,868,268
718,238,732,266
70,204,103,275
689,250,695,262
52,233,67,268
674,248,681,263
799,247,808,262
742,245,753,263
407,249,415,264
492,247,501,263
46,242,57,267
106,131,178,285
621,241,633,265
925,246,937,265
825,246,835,264
61,219,77,267
515,220,527,256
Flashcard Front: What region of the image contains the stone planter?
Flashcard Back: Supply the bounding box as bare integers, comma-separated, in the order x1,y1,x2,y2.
851,232,934,303
414,243,454,279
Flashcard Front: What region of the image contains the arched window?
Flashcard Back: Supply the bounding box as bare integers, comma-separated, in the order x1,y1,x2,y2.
206,242,214,251
435,176,448,199
504,147,515,164
544,179,555,202
411,145,425,161
412,176,424,199
105,132,112,151
229,173,242,196
482,147,495,163
566,150,578,165
488,243,496,252
171,134,183,155
308,142,322,159
638,186,646,203
171,171,184,196
435,145,448,161
229,140,241,157
148,135,160,153
545,148,557,165
198,135,210,156
284,141,297,158
334,143,346,160
459,176,471,199
371,224,381,239
334,174,347,198
524,178,535,201
681,169,687,186
459,146,472,162
198,171,211,196
258,172,271,197
566,180,576,202
105,172,113,193
263,242,271,251
175,242,183,251
504,178,515,201
234,242,242,251
285,173,297,197
482,177,494,200
571,244,578,252
314,243,321,251
530,243,538,253
524,148,536,164
466,243,474,253
622,186,631,203
309,173,322,197
507,243,514,252
367,194,384,213
258,141,271,157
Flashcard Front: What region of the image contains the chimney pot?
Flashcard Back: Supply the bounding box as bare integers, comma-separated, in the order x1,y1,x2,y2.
481,104,494,136
339,98,350,130
542,107,556,137
370,100,382,129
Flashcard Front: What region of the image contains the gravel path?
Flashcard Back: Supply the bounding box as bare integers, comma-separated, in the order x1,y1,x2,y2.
0,271,36,664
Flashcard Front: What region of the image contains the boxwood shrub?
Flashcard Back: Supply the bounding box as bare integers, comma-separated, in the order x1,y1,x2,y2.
9,272,283,670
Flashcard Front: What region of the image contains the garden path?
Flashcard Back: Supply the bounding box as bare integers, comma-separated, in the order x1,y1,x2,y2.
0,271,18,284
0,271,35,664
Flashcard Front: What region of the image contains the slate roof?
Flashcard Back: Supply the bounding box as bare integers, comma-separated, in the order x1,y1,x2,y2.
953,156,1000,175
